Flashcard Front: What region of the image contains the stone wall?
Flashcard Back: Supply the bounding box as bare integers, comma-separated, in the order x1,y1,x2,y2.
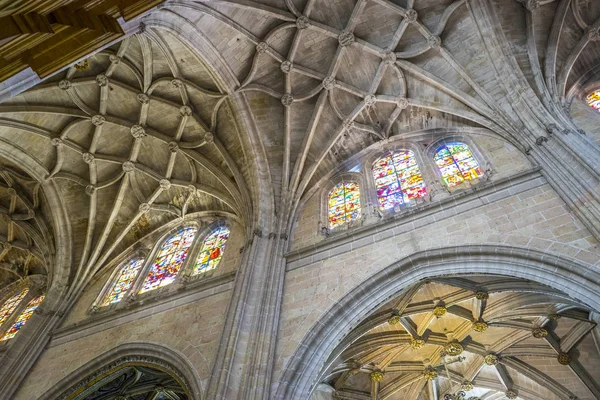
12,222,246,399
14,288,231,399
275,174,600,390
290,135,533,251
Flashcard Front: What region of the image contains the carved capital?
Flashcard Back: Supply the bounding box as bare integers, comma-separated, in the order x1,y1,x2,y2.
180,105,192,117
82,152,95,164
137,93,150,105
122,161,135,173
383,51,397,65
131,125,146,139
364,94,377,107
296,16,310,30
322,76,336,91
404,9,418,23
280,60,293,74
159,179,171,190
428,35,441,49
91,115,106,126
256,42,269,54
58,80,72,90
338,30,355,47
370,371,384,382
96,74,108,87
484,353,499,365
532,327,548,338
281,93,294,107
557,352,571,365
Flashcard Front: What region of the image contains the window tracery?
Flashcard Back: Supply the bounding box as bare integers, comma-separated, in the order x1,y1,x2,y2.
1,295,44,341
140,227,197,293
193,227,230,275
328,182,361,228
101,258,145,306
585,89,600,112
0,289,28,325
372,151,426,210
433,143,483,187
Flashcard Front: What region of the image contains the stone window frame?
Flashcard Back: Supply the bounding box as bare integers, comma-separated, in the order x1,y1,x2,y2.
320,172,366,234
425,135,492,193
0,282,45,344
579,80,600,114
90,219,231,314
363,141,435,217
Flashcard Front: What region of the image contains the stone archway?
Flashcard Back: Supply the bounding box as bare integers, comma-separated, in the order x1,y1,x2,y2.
274,245,600,400
38,342,203,400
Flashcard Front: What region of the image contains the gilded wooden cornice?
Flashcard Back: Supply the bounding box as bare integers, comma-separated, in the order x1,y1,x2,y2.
0,0,165,82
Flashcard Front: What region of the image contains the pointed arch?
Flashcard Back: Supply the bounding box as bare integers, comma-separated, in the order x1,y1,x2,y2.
1,295,45,341
274,245,600,400
38,342,203,400
585,89,600,112
327,181,361,229
139,226,198,293
372,150,427,210
99,257,145,306
433,142,484,187
0,288,28,325
193,225,230,275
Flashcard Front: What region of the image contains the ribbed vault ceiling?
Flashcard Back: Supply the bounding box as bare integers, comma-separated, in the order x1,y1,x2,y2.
0,29,252,293
145,0,600,234
321,277,599,400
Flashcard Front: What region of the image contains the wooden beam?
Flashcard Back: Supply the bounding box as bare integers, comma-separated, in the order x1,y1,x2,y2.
50,8,123,34
0,13,53,39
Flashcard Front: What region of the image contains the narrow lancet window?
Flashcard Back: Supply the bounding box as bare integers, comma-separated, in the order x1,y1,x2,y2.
193,227,230,275
328,182,361,228
1,295,44,341
101,258,145,306
433,143,483,187
140,227,197,293
0,289,28,325
372,151,426,210
586,90,600,112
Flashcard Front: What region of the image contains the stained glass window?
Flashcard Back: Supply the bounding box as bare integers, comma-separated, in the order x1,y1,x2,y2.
328,182,361,228
0,289,28,325
434,143,483,187
139,227,197,293
586,90,600,112
372,151,426,210
101,258,145,306
1,295,44,341
193,227,230,275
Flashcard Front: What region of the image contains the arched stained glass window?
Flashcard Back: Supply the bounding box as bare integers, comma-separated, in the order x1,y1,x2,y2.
372,151,426,210
193,227,230,275
328,182,361,228
140,227,197,293
586,90,600,112
1,295,44,341
434,142,483,187
101,258,145,306
0,289,28,325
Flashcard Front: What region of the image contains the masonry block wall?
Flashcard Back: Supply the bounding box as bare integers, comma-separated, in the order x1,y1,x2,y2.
12,224,245,399
277,152,600,392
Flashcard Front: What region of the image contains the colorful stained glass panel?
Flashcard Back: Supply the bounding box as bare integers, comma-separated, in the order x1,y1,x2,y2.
586,90,600,112
1,295,44,341
140,227,197,293
101,258,145,306
0,289,28,325
434,143,483,187
372,151,426,210
328,182,361,228
193,227,230,275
